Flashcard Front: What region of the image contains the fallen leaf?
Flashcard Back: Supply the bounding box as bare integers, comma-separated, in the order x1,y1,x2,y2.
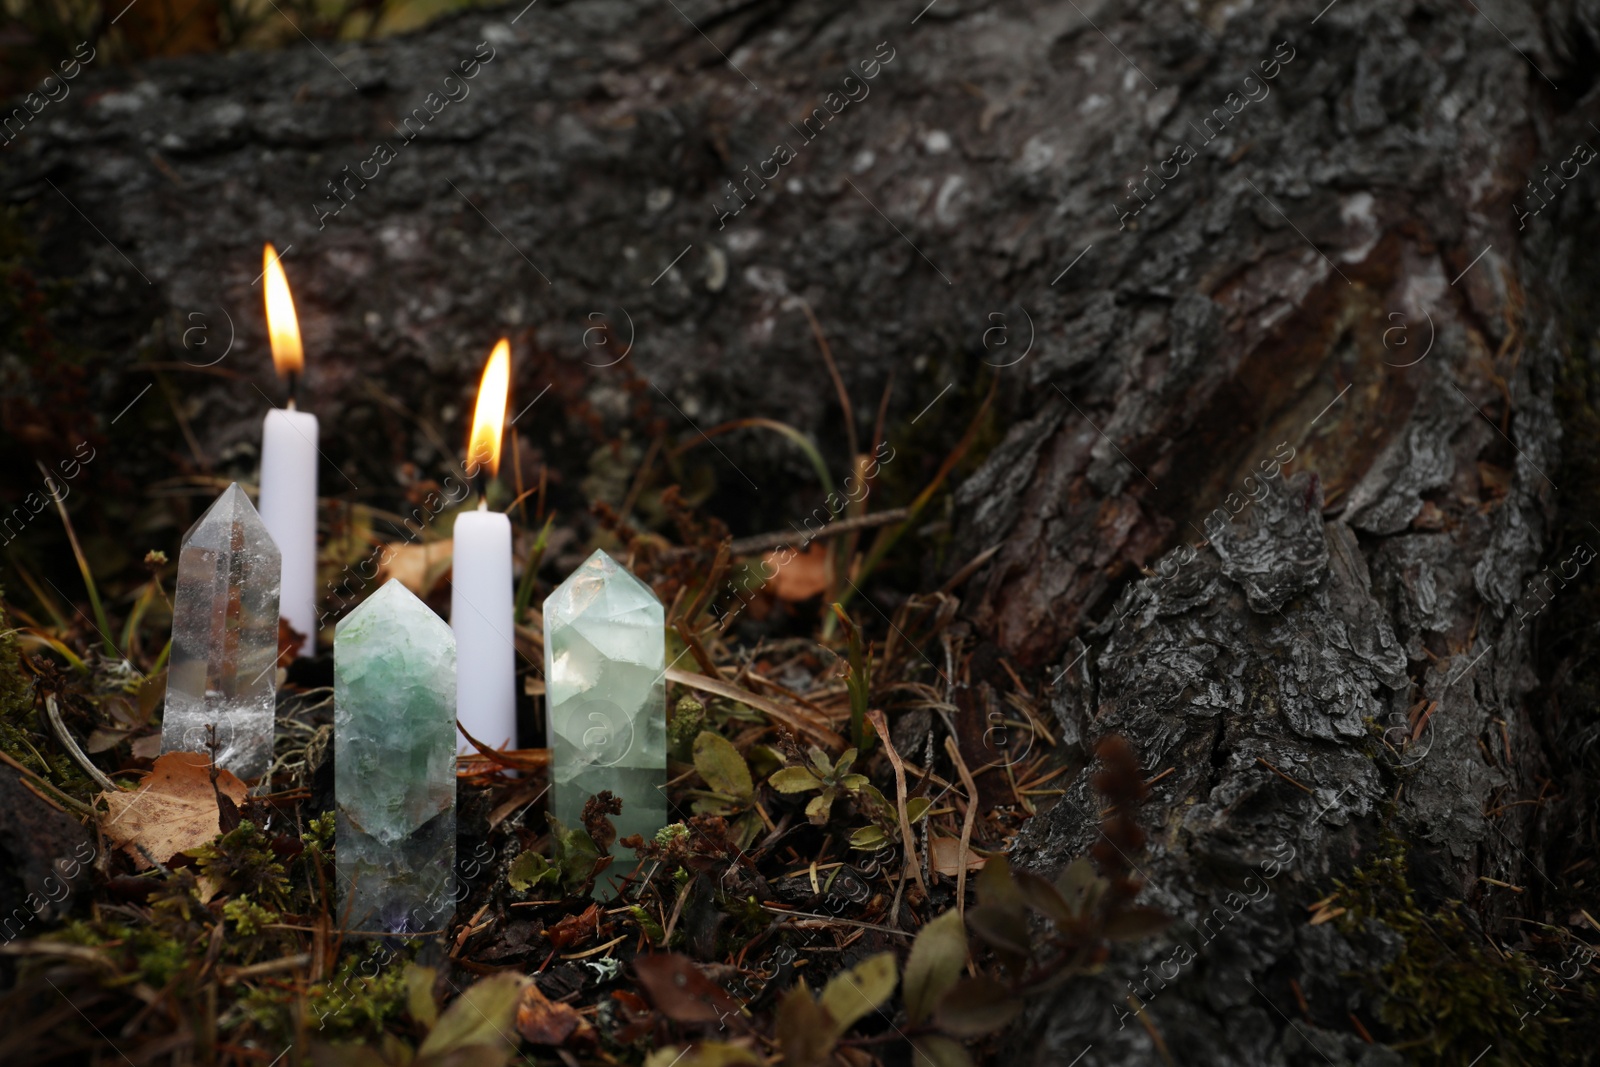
633,952,743,1023
417,972,526,1061
775,982,838,1067
819,952,897,1037
379,539,455,598
406,964,439,1029
928,836,987,877
904,909,967,1024
86,727,132,754
766,542,830,601
544,903,608,951
516,982,585,1045
97,753,248,869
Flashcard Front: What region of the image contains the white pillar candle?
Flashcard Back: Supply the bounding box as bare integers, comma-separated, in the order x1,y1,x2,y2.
451,337,517,755
451,505,517,753
259,243,318,655
260,406,319,653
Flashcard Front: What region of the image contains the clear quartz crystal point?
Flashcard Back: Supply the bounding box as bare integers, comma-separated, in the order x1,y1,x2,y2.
544,549,667,894
161,482,281,780
334,579,457,934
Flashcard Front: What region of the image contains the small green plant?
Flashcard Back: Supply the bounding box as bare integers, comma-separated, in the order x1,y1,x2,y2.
830,604,875,753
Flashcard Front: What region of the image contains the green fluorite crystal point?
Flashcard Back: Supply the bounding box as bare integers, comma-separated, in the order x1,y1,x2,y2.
161,482,281,779
334,579,457,934
544,549,667,894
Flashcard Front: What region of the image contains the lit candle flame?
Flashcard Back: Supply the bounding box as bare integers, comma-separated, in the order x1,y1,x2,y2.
263,243,304,379
468,338,512,479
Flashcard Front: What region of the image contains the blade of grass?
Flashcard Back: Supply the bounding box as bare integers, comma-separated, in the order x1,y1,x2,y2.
839,377,997,610
794,297,859,462
16,631,87,673
120,581,158,658
6,560,70,631
830,603,873,753
38,462,116,657
667,418,835,500
513,515,555,626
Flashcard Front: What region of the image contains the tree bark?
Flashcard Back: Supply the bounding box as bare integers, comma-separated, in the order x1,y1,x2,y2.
4,0,1599,1063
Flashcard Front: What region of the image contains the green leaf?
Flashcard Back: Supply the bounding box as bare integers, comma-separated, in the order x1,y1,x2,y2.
508,850,558,893
965,902,1031,957
906,796,932,822
819,952,898,1036
904,909,968,1024
807,746,835,777
840,774,870,791
932,976,1024,1037
1015,869,1074,926
690,791,742,817
546,814,606,890
804,789,837,824
776,983,837,1067
834,748,858,777
910,1035,976,1067
1104,905,1172,940
694,731,754,800
975,853,1024,912
855,782,893,819
404,964,438,1030
1053,856,1102,915
417,973,526,1060
849,825,889,850
769,766,824,793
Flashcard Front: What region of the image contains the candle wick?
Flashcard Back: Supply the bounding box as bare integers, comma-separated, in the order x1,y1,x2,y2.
478,497,489,512
286,370,300,410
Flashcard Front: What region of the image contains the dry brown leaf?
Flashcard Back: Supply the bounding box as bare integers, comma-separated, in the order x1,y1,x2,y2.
544,903,609,951
929,835,988,877
765,543,830,601
633,952,743,1023
378,540,454,598
97,753,248,869
515,982,586,1045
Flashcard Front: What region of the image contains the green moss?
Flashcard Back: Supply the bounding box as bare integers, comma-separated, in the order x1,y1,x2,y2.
668,697,707,761
0,590,96,798
1333,838,1588,1065
302,947,415,1037
191,821,290,906
222,896,278,937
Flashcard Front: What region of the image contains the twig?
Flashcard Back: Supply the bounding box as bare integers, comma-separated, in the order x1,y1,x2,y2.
724,508,912,557
661,876,693,945
794,296,859,462
0,748,94,816
665,667,840,750
943,735,980,917
866,709,926,901
44,694,118,792
1256,757,1314,795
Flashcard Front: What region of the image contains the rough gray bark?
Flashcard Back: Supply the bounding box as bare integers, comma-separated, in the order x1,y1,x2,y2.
4,0,1599,1063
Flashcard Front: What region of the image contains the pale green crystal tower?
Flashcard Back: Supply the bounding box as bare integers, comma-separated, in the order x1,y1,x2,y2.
544,549,667,891
334,580,457,934
162,483,281,779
